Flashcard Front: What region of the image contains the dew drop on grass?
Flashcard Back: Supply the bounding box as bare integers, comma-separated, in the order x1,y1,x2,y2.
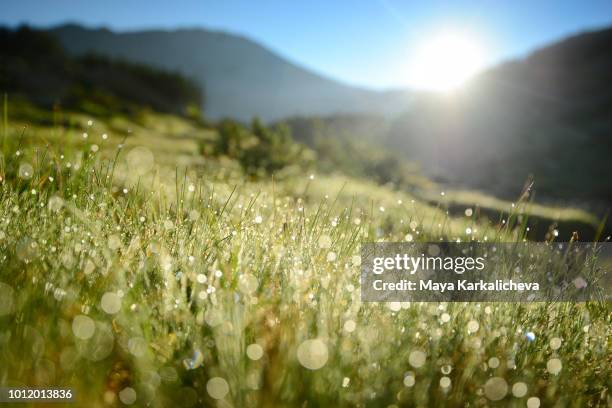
440,376,451,388
343,320,356,333
440,313,451,323
297,339,328,370
408,350,426,368
18,163,34,179
108,235,122,250
546,358,562,375
0,282,15,316
388,302,401,312
48,196,64,212
488,357,500,368
182,349,204,369
441,364,452,375
467,320,479,333
103,391,115,405
238,274,258,295
246,344,264,360
254,215,263,224
573,277,587,289
72,315,95,340
512,382,528,398
143,370,162,388
204,309,223,327
118,387,137,405
342,377,350,387
100,292,121,314
484,377,508,401
527,397,541,408
128,337,147,357
326,251,337,262
549,337,562,350
318,235,332,249
403,373,415,387
206,377,229,399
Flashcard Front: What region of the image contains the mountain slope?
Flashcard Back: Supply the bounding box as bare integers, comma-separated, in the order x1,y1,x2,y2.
0,27,202,117
384,26,612,207
48,24,410,121
279,26,612,209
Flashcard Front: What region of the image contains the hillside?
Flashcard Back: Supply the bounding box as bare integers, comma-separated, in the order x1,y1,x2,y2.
1,26,609,404
48,24,411,121
0,27,202,117
385,26,612,207
283,27,612,211
0,89,609,407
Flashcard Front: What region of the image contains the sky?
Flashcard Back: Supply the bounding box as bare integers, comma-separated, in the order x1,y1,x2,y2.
2,0,612,89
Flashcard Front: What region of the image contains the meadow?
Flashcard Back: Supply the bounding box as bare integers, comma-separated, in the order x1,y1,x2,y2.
0,106,610,407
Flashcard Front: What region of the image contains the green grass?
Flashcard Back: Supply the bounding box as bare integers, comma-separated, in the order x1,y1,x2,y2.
0,109,610,407
415,187,604,242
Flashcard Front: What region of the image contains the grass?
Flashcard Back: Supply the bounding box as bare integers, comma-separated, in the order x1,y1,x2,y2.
415,187,604,242
0,107,610,407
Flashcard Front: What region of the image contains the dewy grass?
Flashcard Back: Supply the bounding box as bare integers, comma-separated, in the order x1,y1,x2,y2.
0,117,610,407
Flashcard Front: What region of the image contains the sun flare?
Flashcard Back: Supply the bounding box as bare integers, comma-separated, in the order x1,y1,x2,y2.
408,31,486,92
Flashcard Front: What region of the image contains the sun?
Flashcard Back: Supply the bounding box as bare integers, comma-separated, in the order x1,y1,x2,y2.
408,30,486,92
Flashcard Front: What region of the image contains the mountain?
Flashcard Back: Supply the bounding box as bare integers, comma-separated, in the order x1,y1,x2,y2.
282,26,612,209
384,26,612,207
0,27,202,117
48,24,411,122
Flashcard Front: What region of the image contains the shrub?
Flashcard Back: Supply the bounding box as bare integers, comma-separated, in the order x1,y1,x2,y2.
210,118,312,176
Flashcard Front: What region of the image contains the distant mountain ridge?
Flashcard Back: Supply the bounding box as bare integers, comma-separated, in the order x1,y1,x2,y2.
284,26,612,208
48,24,411,121
386,26,612,205
0,26,201,117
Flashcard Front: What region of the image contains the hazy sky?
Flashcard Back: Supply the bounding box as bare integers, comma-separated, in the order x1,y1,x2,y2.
3,0,612,89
